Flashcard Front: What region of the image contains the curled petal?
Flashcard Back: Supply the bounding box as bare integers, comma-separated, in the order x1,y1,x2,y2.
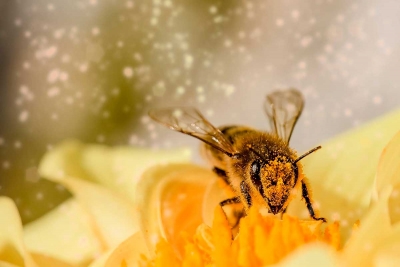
202,179,232,226
374,223,400,267
28,253,75,267
135,163,216,256
375,131,400,224
24,199,103,266
341,187,392,266
288,109,400,241
0,197,37,267
36,140,192,264
39,140,191,203
104,232,149,267
376,131,400,192
43,177,139,249
274,243,338,267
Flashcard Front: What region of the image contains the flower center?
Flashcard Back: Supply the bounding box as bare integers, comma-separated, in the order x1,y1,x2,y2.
142,207,340,266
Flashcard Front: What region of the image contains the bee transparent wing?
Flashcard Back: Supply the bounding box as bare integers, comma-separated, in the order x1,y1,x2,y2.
149,107,237,157
264,89,304,143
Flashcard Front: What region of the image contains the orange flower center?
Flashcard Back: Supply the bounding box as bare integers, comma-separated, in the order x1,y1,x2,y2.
142,207,340,267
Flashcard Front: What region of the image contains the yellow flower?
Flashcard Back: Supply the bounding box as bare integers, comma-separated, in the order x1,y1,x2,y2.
0,109,399,267
124,108,400,267
0,142,191,267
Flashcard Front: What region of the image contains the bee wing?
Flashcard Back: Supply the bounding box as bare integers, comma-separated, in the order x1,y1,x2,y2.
149,107,237,157
264,89,304,143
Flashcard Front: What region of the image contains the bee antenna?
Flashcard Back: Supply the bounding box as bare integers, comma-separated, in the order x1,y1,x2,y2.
294,146,322,164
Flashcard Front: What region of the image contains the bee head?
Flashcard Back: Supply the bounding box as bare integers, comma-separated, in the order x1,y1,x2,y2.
250,156,298,214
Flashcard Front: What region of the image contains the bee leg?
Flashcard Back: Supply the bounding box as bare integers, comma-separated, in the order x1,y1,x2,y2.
231,208,245,232
219,196,241,207
301,180,327,222
280,207,287,219
219,196,243,235
240,181,252,207
213,167,230,185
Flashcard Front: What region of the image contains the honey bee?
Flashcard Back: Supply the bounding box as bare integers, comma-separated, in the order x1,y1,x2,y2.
149,89,326,222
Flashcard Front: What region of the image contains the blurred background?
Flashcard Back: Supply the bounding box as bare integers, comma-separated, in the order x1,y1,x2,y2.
0,0,399,224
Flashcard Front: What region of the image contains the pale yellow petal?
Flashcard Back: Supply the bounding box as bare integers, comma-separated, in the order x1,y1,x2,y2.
37,141,191,255
87,251,112,267
374,243,400,267
0,197,37,267
0,262,20,267
304,109,400,206
29,253,74,267
376,131,400,192
42,177,138,249
373,222,400,267
24,199,103,266
288,109,400,240
341,187,392,267
39,140,191,202
273,243,338,267
375,254,400,267
135,163,216,255
0,214,75,267
104,232,149,267
374,131,400,224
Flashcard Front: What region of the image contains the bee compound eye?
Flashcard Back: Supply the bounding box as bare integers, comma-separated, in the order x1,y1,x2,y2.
250,161,261,180
250,161,263,192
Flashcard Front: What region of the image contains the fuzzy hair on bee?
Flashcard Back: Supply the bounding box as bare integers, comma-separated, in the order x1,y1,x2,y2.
149,89,326,222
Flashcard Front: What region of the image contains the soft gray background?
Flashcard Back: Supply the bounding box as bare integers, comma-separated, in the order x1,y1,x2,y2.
0,0,399,223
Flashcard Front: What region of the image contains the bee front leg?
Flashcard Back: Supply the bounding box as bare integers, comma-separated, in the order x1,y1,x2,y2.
280,207,287,219
219,196,244,233
240,181,252,207
301,180,326,222
219,196,241,207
